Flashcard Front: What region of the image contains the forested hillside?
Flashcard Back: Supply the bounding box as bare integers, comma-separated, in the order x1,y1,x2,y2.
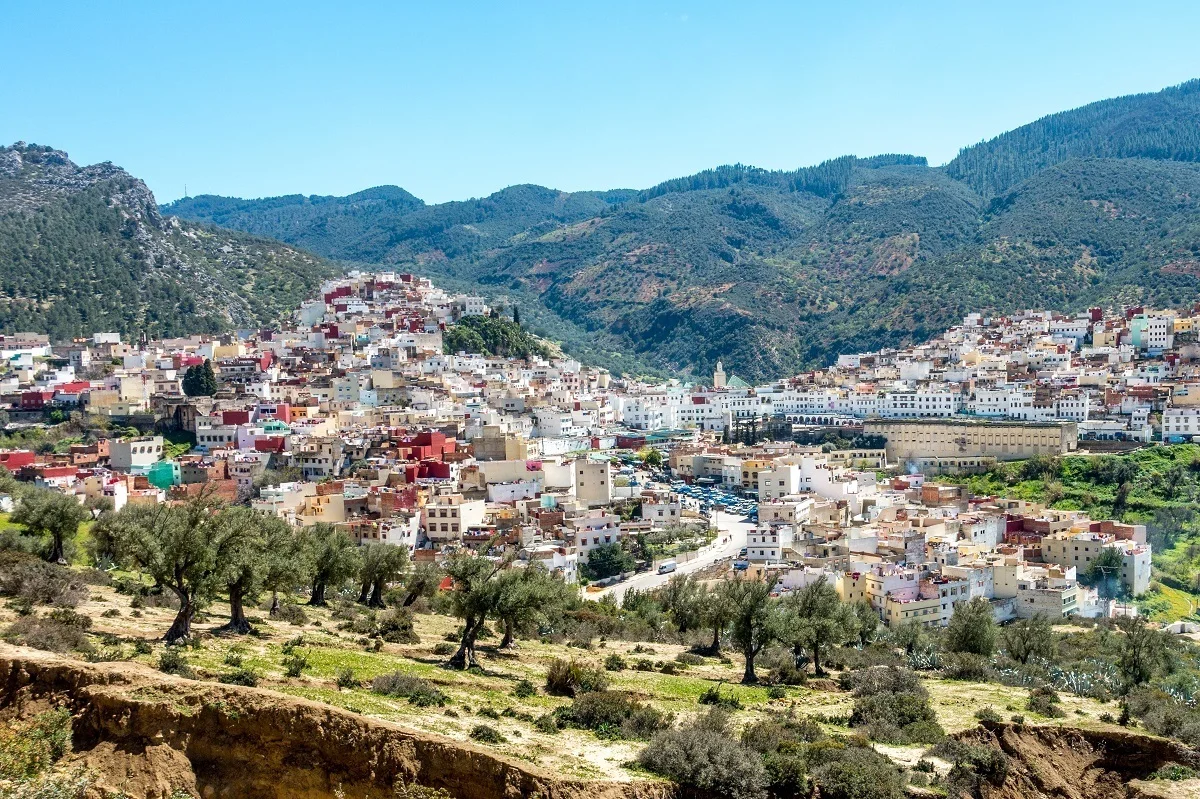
0,143,337,341
946,78,1200,197
163,79,1200,380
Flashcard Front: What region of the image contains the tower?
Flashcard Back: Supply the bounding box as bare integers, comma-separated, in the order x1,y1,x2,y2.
713,360,727,389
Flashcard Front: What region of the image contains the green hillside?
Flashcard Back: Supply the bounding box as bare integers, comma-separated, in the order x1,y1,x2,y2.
0,143,338,341
163,80,1200,380
946,78,1200,197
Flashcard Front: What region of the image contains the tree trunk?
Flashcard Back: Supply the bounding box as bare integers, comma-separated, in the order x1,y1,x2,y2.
269,590,281,617
164,587,194,643
223,579,252,634
309,579,327,606
742,647,758,684
811,644,823,677
709,625,722,655
368,579,385,609
449,616,484,669
358,581,371,605
50,534,65,564
402,589,419,607
499,617,516,649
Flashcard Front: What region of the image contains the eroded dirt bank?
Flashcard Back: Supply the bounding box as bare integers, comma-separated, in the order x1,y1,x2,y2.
957,721,1200,799
0,645,672,799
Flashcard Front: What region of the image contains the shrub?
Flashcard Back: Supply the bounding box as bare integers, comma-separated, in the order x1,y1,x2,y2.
634,658,655,671
224,651,244,668
558,691,669,740
933,739,1010,795
0,560,87,608
132,639,152,656
844,666,943,745
767,686,786,700
1150,763,1199,781
432,642,455,656
513,679,536,699
281,635,305,654
0,707,72,780
371,671,447,707
699,684,743,710
1027,686,1063,718
275,603,308,626
1011,714,1025,724
218,667,259,687
675,652,704,666
282,652,309,678
478,707,501,720
335,667,359,689
941,652,993,681
637,712,767,799
4,614,92,654
377,607,419,644
811,747,905,799
534,714,560,734
975,706,1002,723
469,725,506,744
603,653,627,671
659,660,682,675
545,658,609,697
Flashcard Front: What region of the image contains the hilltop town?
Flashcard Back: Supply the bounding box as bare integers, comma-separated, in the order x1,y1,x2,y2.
1,272,1196,632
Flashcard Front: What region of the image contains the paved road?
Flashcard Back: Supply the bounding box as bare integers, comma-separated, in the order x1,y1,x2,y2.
594,513,754,605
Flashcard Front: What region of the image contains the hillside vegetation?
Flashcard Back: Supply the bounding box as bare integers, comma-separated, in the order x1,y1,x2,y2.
165,80,1200,380
0,143,337,341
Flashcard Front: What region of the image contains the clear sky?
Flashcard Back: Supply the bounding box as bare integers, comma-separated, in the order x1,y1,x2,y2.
4,1,1200,204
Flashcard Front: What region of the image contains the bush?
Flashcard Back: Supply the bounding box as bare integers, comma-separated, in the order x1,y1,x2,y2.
469,724,506,744
637,711,767,799
478,707,501,720
811,747,905,799
558,691,670,740
513,679,536,699
275,603,308,626
545,658,609,697
1010,714,1025,724
4,614,92,655
1150,763,1199,781
603,653,627,671
534,714,559,734
282,652,308,678
933,739,1010,795
940,652,993,681
1027,686,1064,718
767,686,787,700
432,642,455,656
675,652,704,666
699,684,743,710
377,607,419,644
659,660,682,675
974,706,1002,723
0,560,87,608
218,667,259,687
335,667,359,689
844,666,943,744
371,671,447,707
634,658,655,671
0,707,72,780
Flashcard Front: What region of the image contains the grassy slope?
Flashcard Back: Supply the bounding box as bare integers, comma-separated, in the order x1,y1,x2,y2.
3,580,1123,783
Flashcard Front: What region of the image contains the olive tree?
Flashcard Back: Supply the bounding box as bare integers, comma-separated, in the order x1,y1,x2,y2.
781,577,857,676
302,523,360,606
356,542,409,608
12,487,89,563
720,575,780,684
443,549,510,669
103,496,255,642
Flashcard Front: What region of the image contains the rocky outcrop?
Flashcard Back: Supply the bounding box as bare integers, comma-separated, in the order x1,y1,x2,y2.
957,721,1200,799
0,646,672,799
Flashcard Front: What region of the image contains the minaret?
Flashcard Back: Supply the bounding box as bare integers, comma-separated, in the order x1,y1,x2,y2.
713,360,727,389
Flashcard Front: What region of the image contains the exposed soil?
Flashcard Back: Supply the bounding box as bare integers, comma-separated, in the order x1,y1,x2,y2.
0,644,672,799
958,721,1200,799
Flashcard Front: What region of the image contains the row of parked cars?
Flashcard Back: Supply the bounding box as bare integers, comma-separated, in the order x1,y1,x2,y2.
668,481,758,521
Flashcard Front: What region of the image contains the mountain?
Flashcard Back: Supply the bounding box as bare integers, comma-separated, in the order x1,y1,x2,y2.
164,80,1200,381
0,143,337,342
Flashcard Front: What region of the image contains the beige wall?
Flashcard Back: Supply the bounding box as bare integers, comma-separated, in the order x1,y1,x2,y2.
865,420,1076,463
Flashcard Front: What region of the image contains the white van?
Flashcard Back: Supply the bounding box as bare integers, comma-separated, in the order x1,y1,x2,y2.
657,560,678,575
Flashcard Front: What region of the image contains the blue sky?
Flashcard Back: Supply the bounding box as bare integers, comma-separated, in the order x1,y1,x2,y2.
4,1,1200,204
